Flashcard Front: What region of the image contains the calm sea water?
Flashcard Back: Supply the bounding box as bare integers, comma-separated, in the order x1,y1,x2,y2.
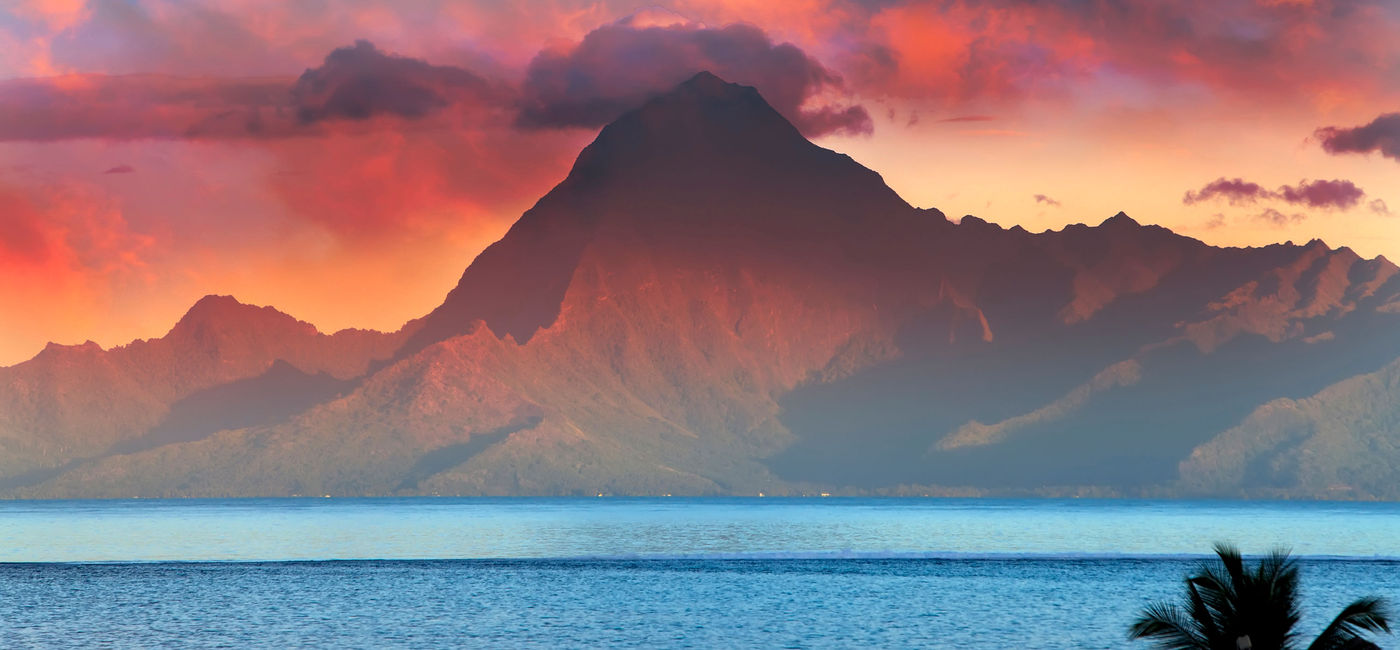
1,498,1398,648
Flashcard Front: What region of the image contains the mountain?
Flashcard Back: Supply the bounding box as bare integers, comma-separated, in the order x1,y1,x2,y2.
1177,356,1400,499
0,295,415,487
3,72,1399,498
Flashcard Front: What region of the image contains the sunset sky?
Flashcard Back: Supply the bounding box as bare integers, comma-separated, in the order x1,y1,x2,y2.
1,0,1397,366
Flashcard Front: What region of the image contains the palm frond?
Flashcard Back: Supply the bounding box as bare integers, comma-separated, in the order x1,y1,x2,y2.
1191,567,1237,626
1187,581,1221,642
1130,601,1209,649
1308,597,1391,650
1214,543,1246,588
1130,545,1391,650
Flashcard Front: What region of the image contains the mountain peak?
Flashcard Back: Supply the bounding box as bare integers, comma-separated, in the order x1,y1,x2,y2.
565,72,803,179
677,70,733,95
664,70,764,107
628,71,766,119
189,293,243,311
957,215,1002,233
1099,211,1140,228
169,294,317,340
35,340,102,358
402,71,909,356
175,295,253,326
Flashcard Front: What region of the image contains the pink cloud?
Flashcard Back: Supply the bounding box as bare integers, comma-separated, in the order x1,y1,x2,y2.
1183,178,1275,206
12,1,1397,118
1275,179,1365,210
1185,177,1368,211
0,41,514,142
0,183,155,281
831,0,1400,112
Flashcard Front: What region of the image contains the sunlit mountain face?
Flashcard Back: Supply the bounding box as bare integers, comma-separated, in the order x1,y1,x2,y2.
1,71,1397,499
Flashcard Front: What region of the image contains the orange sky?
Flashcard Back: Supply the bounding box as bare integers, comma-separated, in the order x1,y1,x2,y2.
1,0,1397,366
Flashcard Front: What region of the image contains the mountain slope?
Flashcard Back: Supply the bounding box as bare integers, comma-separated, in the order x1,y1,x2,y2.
0,295,414,484
1177,356,1400,499
5,72,1399,498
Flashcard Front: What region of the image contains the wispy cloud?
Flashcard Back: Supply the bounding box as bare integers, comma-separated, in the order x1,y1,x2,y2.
1255,207,1306,226
960,129,1023,136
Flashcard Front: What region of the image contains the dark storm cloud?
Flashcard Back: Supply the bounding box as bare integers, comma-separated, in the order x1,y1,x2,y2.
516,21,872,137
1315,112,1400,161
291,40,506,124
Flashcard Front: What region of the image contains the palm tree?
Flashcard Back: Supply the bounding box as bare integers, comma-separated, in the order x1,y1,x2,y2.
1129,543,1390,650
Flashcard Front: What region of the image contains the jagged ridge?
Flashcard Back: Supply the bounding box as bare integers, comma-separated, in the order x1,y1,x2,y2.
3,73,1398,498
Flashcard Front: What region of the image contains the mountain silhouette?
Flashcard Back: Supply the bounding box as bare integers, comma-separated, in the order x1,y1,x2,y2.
2,72,1398,498
400,71,913,355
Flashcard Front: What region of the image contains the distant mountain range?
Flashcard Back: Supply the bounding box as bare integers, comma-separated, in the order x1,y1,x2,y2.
4,72,1399,499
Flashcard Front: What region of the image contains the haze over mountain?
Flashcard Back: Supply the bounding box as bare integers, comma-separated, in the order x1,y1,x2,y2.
2,72,1398,499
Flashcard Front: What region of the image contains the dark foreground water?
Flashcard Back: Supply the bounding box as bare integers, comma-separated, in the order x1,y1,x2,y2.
2,498,1398,648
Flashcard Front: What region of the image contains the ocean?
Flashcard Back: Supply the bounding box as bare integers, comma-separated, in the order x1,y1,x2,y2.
2,498,1398,648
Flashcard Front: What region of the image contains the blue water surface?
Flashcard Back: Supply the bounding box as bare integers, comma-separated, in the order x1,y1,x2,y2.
1,498,1398,648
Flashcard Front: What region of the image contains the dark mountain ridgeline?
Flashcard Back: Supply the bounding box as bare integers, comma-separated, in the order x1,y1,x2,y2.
2,72,1398,498
400,71,915,357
